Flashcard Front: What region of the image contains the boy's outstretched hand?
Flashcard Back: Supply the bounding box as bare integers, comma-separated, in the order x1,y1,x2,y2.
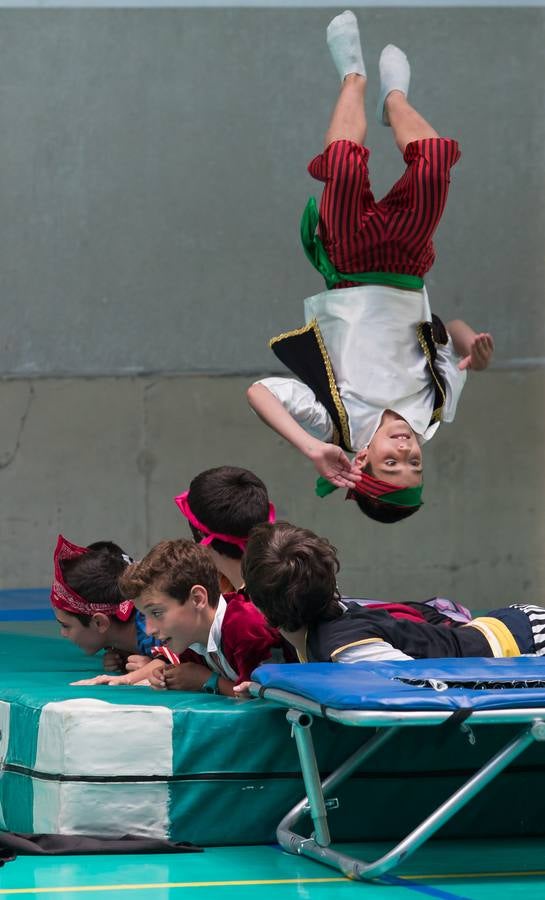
309,442,361,489
161,662,212,692
71,659,164,687
458,333,494,371
233,681,251,698
125,654,151,672
71,673,135,686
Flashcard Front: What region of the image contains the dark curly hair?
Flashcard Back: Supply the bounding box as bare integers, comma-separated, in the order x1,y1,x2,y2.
119,539,220,609
242,522,342,632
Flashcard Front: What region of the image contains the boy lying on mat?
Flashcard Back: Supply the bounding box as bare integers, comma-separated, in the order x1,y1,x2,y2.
235,522,544,684
73,539,293,694
51,534,179,680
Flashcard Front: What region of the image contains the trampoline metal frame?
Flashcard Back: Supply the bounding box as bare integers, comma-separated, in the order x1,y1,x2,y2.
252,685,545,881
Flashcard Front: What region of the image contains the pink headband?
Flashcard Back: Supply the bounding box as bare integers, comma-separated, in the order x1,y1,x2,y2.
174,491,276,551
51,534,134,622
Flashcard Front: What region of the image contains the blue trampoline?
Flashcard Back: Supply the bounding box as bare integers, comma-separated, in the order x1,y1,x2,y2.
250,658,545,881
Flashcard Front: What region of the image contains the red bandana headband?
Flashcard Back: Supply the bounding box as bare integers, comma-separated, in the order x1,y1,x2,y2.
316,473,423,508
174,491,276,551
347,473,423,507
51,534,134,621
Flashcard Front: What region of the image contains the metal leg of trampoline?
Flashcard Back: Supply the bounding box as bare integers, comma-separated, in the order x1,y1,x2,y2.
277,711,545,881
280,710,398,850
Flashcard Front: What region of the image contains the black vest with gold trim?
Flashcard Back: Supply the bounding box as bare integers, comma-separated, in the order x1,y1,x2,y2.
270,312,448,453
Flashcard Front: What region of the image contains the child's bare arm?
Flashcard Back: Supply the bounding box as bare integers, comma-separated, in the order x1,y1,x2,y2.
71,658,164,687
125,654,152,672
247,382,324,456
446,320,494,372
247,383,359,488
114,658,165,685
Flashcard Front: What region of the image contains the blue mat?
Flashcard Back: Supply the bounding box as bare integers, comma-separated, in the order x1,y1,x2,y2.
0,588,53,621
253,658,545,711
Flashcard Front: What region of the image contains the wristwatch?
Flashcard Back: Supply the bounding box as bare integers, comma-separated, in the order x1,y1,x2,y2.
202,672,220,695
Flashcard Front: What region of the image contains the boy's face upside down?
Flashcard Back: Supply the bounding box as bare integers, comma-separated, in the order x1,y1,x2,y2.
355,411,423,487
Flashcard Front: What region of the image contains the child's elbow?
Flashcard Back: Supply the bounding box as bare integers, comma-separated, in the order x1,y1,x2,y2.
246,382,261,410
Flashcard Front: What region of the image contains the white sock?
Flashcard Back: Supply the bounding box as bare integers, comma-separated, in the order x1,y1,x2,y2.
376,44,410,126
326,10,366,81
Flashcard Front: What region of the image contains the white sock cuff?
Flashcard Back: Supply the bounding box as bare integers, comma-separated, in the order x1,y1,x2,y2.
326,10,366,81
376,43,410,126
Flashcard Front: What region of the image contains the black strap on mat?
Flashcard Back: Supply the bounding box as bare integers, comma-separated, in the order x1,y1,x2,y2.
0,831,202,864
435,708,474,746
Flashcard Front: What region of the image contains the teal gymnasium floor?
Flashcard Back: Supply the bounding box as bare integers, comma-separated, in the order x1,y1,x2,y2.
3,839,545,899
0,591,544,899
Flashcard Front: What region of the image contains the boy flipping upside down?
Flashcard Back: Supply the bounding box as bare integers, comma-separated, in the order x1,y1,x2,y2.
248,11,493,523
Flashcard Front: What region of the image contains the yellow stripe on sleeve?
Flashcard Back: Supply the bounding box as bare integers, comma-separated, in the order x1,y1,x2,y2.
464,617,520,657
330,637,385,660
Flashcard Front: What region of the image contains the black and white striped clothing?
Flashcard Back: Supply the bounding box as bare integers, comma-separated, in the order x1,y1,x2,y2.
509,604,545,656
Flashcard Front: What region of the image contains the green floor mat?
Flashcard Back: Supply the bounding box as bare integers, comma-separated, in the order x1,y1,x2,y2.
1,633,544,848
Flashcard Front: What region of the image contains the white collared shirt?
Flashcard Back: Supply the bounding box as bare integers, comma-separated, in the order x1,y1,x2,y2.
189,595,238,682
258,285,466,450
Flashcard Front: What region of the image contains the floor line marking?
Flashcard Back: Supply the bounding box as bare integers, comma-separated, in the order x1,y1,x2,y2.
0,877,350,896
2,868,545,895
380,874,470,900
411,870,545,880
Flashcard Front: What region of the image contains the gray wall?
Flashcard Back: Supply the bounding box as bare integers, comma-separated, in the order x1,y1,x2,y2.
1,370,545,607
1,6,544,607
1,7,543,374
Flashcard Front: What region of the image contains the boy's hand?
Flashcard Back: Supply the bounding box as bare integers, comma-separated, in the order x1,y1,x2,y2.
458,333,494,371
71,673,134,686
233,681,252,698
148,662,167,690
103,649,125,672
125,654,151,672
309,443,360,489
163,662,212,692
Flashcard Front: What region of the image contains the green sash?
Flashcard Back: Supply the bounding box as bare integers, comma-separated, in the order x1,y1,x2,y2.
301,197,424,292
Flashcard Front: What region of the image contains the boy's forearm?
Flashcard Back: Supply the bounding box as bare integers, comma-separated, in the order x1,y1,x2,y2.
217,677,236,697
446,319,477,359
123,659,163,685
247,383,323,461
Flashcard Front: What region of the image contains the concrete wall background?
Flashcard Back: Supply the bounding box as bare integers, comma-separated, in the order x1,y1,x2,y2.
2,369,545,606
1,7,543,375
1,7,544,605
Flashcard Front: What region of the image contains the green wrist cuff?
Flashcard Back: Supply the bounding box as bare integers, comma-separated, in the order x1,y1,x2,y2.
202,671,220,695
